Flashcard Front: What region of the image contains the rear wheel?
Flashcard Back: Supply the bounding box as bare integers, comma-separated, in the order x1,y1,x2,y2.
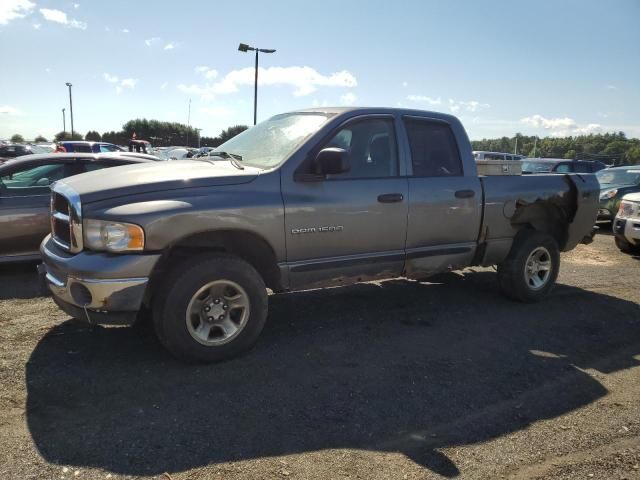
153,253,268,363
497,231,560,302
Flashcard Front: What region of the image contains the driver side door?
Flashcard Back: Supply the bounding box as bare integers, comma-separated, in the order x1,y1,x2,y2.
282,115,409,289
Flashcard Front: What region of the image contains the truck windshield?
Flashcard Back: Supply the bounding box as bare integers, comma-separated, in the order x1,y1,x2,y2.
215,112,330,168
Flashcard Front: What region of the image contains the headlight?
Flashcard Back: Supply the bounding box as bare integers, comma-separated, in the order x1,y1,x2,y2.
83,219,145,252
617,201,639,219
600,189,618,200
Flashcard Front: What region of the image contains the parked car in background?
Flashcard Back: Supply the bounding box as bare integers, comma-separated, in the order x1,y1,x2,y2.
59,141,125,153
613,192,640,255
522,158,607,174
0,144,42,162
596,166,640,221
473,151,526,161
0,153,157,263
41,107,599,363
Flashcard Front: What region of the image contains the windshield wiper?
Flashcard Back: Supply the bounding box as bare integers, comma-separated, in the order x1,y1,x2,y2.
209,151,243,161
208,151,244,170
196,151,244,170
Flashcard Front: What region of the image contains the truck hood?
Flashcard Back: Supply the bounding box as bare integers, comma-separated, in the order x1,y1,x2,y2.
57,160,262,203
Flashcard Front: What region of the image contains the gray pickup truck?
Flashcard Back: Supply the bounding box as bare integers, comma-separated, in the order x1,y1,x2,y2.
41,108,599,362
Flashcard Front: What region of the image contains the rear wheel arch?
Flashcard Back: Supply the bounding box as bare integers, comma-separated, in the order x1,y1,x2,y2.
511,202,571,250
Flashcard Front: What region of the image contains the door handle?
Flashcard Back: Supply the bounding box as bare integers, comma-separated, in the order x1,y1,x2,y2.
454,189,475,199
378,193,404,203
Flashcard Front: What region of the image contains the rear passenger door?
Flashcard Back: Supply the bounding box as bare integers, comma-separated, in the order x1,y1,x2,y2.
401,116,482,276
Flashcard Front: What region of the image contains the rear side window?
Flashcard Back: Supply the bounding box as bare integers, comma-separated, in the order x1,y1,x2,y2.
574,163,592,173
404,118,462,177
69,144,92,153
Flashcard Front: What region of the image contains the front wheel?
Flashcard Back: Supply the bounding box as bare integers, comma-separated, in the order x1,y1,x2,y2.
153,253,268,363
615,236,640,255
497,231,560,303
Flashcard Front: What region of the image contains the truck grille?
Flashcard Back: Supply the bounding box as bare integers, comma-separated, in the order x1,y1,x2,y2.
50,184,83,253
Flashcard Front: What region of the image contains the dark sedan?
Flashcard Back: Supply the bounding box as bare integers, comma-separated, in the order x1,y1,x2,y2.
0,153,156,262
522,158,607,174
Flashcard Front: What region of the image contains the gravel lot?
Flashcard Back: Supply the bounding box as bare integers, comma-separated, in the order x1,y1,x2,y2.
0,232,638,480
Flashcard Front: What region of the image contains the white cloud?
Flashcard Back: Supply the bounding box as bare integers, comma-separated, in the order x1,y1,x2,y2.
0,0,35,25
340,92,357,106
73,3,80,8
179,66,357,101
122,28,129,33
164,42,175,50
103,74,138,93
311,99,329,107
402,81,408,88
0,105,21,115
449,98,490,113
120,78,138,89
39,8,86,29
520,114,602,136
407,95,442,106
145,37,161,47
195,66,218,80
32,22,40,29
160,82,168,90
104,25,110,32
605,84,617,90
103,73,119,83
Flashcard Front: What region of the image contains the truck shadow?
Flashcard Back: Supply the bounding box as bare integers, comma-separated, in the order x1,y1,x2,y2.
25,272,640,478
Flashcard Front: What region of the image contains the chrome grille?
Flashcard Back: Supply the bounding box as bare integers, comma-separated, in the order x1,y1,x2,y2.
50,183,83,253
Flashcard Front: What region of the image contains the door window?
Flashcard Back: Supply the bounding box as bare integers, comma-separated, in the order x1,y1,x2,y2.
404,118,463,176
99,144,119,152
321,118,398,179
0,164,66,192
554,163,572,173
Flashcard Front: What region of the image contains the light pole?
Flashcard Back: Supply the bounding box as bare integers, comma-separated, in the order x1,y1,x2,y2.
238,43,276,125
62,108,66,135
65,82,74,138
196,128,202,148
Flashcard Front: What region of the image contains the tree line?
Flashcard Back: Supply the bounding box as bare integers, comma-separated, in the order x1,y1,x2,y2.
471,132,640,165
9,125,640,165
8,119,249,148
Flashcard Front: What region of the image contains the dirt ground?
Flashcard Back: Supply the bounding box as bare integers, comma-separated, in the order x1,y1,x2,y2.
0,231,638,480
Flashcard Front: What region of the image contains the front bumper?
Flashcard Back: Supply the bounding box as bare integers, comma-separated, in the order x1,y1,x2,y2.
40,235,160,323
613,216,640,245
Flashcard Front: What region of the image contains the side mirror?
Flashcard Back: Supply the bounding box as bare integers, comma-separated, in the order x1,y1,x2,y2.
36,178,50,186
313,148,349,176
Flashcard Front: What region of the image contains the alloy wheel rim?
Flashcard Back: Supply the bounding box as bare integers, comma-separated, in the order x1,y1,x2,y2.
186,280,250,346
524,246,552,290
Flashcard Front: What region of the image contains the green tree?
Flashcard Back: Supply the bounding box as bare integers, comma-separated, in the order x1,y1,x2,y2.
217,125,249,144
54,131,84,141
624,144,640,165
564,149,576,159
10,134,24,143
34,135,48,142
85,130,102,141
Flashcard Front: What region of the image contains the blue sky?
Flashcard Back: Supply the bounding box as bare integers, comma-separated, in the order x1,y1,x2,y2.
1,0,639,141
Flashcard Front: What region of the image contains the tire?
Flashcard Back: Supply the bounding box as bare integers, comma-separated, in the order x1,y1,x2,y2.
497,231,560,303
152,253,268,363
615,236,640,255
